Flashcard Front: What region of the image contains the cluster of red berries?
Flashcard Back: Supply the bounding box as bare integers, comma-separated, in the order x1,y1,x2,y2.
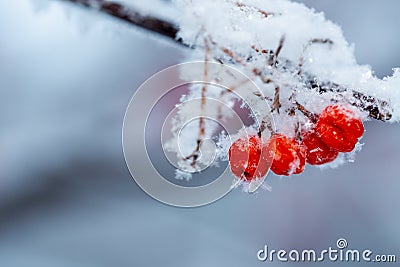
228,104,364,180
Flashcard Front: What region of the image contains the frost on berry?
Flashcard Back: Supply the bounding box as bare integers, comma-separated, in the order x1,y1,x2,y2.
302,130,338,165
316,104,364,152
228,135,274,181
270,134,306,176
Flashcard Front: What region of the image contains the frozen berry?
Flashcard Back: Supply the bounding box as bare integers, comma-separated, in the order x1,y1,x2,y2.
316,104,364,152
270,134,306,176
302,131,338,165
228,135,273,181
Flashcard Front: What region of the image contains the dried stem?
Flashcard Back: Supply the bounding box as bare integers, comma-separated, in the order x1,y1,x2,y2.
235,2,275,18
252,35,285,66
271,86,282,114
258,117,275,137
273,36,285,65
183,37,210,167
295,102,318,123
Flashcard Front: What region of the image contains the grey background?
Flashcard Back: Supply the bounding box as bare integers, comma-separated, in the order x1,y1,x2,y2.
0,0,399,266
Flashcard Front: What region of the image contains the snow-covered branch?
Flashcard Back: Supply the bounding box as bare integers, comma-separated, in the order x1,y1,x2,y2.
55,0,400,185
57,0,395,122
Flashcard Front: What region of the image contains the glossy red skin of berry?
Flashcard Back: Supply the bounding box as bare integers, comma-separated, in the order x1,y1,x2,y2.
302,131,339,165
228,135,273,181
316,104,364,152
270,134,306,176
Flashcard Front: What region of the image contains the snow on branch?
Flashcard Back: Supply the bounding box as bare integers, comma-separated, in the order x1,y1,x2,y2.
58,0,398,122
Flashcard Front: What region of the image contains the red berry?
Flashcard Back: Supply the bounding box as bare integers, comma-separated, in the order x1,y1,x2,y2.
270,134,306,176
316,104,364,152
228,135,273,181
302,131,338,165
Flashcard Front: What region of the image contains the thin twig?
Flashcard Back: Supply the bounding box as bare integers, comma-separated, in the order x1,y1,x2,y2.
271,86,281,114
273,36,285,65
235,2,275,18
258,116,275,137
295,101,318,123
183,37,210,167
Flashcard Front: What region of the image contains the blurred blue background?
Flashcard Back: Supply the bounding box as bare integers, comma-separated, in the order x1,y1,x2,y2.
0,1,399,266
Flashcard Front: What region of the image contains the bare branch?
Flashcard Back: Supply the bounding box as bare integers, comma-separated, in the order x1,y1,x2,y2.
59,0,185,45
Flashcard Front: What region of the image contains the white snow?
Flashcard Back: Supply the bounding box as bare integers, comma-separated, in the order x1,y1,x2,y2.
174,0,400,121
